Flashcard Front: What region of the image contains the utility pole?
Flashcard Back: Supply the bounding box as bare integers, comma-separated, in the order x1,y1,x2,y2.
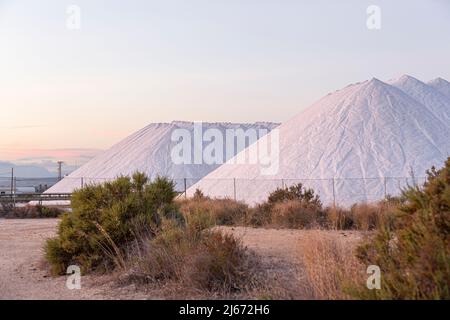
10,167,14,196
57,161,63,181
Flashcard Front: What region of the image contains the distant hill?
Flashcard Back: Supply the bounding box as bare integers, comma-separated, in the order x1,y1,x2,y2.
0,161,55,178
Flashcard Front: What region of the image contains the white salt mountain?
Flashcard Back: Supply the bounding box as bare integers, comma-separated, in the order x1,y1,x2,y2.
388,75,450,125
187,77,450,206
428,77,450,100
46,121,278,193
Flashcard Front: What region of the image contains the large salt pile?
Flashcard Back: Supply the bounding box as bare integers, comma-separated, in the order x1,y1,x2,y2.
46,121,279,193
187,76,450,206
428,77,450,99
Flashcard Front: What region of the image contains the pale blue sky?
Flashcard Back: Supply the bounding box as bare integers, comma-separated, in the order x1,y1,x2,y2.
0,0,449,164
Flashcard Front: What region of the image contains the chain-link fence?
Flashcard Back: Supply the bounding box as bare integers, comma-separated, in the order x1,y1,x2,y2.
0,175,427,206
180,176,427,206
0,177,59,194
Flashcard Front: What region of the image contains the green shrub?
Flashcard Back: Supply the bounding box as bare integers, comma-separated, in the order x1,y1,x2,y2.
268,183,322,208
45,173,179,275
44,173,260,295
245,184,323,229
353,158,450,299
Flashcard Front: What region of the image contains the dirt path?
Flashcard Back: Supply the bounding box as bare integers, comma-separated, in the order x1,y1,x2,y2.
218,226,362,298
220,226,361,261
0,219,362,300
0,219,148,300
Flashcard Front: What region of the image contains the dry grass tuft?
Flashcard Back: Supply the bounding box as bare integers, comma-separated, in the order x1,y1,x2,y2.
297,231,365,299
271,200,324,229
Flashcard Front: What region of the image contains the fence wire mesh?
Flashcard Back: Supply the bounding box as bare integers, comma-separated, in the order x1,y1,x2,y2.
0,175,427,206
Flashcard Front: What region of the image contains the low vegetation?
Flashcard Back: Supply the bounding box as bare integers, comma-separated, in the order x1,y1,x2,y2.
179,196,248,226
181,184,395,231
353,158,450,299
181,159,449,300
45,173,180,275
43,158,449,300
297,231,364,299
45,173,261,296
0,203,64,219
128,220,259,294
296,158,450,300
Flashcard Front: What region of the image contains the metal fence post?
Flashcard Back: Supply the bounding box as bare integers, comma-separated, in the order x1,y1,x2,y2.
233,178,237,201
332,177,336,207
384,177,387,199
184,178,187,198
81,177,84,188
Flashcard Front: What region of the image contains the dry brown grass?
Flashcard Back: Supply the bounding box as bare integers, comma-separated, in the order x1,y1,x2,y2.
179,195,398,232
324,206,354,230
271,200,324,229
349,203,386,231
123,219,264,297
297,231,365,299
178,198,248,226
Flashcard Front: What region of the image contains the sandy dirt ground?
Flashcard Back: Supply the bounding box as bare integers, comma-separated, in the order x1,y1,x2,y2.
0,219,361,300
217,226,362,298
0,219,149,300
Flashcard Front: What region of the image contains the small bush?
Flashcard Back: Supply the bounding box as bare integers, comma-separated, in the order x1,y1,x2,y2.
271,200,325,229
184,207,216,242
189,231,254,292
0,202,14,217
245,203,273,227
244,183,325,229
45,173,179,275
44,172,260,296
179,198,248,226
130,219,189,283
268,183,322,208
244,184,324,229
128,221,258,294
353,158,450,299
193,188,207,201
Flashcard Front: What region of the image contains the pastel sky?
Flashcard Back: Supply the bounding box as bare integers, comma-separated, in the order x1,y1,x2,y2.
1,0,449,166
